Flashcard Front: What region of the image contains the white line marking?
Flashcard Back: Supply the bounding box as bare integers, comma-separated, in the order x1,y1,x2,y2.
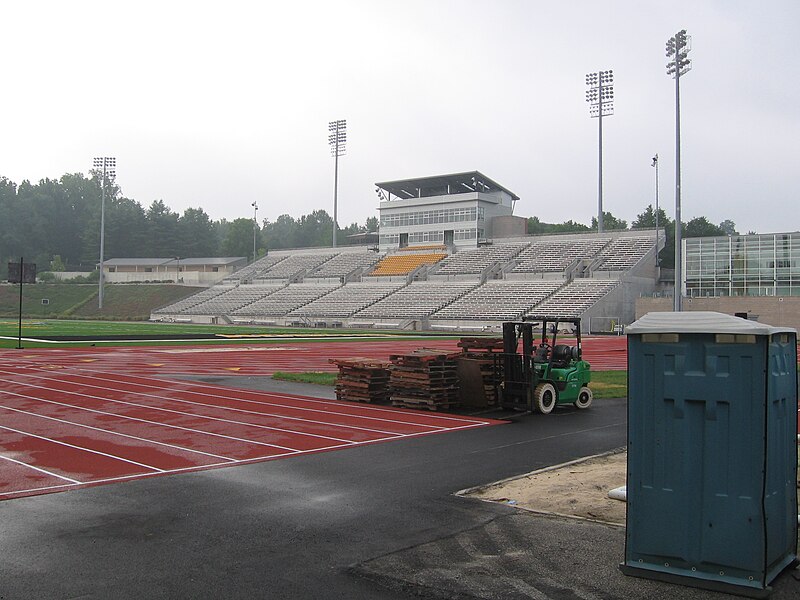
0,404,236,462
51,370,439,435
0,424,165,473
0,388,299,453
0,374,357,446
70,367,494,427
0,453,82,484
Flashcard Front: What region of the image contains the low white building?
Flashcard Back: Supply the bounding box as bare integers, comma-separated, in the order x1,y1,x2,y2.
101,257,246,286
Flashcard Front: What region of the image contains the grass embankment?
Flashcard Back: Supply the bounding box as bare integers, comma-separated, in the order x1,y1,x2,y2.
0,318,456,348
0,283,202,320
273,370,628,399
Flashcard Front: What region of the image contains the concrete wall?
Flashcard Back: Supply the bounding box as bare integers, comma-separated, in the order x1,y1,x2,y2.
490,215,527,238
105,271,223,286
636,296,800,330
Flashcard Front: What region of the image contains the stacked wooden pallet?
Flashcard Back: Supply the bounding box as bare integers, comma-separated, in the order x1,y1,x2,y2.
456,337,504,407
389,349,461,411
329,358,391,403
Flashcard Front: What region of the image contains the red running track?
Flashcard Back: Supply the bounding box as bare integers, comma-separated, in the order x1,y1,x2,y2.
0,336,625,500
0,346,503,500
0,336,627,376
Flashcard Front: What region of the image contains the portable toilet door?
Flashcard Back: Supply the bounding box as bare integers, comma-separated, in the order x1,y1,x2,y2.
622,311,798,598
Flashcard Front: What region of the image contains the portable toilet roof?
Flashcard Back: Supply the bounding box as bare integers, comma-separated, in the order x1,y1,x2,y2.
626,311,795,336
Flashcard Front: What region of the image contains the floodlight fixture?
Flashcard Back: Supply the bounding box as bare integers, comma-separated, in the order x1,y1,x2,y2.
93,156,116,310
328,119,346,248
665,29,692,310
585,69,615,233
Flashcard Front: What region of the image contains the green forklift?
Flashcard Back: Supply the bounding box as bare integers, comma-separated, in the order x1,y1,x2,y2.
497,316,592,414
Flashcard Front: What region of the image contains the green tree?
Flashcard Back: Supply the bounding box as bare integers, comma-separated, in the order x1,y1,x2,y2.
264,214,299,250
631,204,669,230
222,218,258,258
299,210,334,247
178,207,218,257
719,219,737,236
591,211,627,231
145,200,180,256
527,217,590,235
685,216,725,238
50,255,66,271
365,216,379,232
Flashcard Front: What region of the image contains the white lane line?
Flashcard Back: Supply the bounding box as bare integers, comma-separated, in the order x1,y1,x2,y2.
0,388,300,453
0,410,499,499
0,453,82,484
0,368,378,444
0,375,357,446
0,424,165,473
0,404,236,462
47,371,426,436
66,368,493,428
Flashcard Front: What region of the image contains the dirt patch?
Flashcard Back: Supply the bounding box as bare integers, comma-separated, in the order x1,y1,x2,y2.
465,445,800,527
464,449,628,526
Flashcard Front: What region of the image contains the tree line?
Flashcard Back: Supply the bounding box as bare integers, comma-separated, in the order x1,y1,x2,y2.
0,172,378,277
0,170,739,278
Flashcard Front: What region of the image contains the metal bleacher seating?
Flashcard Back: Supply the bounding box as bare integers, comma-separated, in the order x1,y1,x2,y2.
224,255,288,283
431,279,565,321
187,284,284,315
153,285,234,314
525,279,620,318
232,282,340,317
512,238,610,273
593,235,654,271
254,253,338,281
434,243,529,275
288,281,404,318
354,281,478,320
306,251,382,279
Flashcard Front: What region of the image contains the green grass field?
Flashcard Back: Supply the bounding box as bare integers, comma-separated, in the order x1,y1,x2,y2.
0,318,457,349
0,283,202,320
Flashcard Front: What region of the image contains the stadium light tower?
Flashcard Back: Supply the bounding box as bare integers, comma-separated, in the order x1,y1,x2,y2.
93,156,116,310
585,69,614,233
328,119,346,248
251,201,258,261
666,29,692,311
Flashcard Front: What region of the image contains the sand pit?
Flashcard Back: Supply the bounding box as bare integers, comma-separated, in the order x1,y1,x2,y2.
465,445,800,527
463,449,628,526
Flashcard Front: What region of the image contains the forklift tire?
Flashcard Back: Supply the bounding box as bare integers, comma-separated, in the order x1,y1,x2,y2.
575,386,593,409
534,383,557,414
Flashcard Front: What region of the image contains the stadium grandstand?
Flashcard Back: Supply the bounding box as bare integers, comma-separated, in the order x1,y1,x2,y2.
152,171,665,332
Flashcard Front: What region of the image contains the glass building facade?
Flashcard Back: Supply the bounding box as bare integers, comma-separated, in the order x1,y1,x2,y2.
684,232,800,297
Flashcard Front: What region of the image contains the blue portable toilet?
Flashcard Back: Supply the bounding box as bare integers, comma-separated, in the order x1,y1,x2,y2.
622,311,798,597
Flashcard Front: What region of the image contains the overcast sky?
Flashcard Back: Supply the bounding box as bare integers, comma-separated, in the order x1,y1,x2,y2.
2,1,798,234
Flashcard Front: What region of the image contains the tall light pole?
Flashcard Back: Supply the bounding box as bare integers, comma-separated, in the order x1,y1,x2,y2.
93,156,116,310
666,29,692,311
651,154,660,266
251,201,258,261
585,70,614,233
328,119,346,248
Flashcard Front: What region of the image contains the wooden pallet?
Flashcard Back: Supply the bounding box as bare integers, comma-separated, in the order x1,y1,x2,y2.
329,357,391,403
457,337,505,354
388,349,461,411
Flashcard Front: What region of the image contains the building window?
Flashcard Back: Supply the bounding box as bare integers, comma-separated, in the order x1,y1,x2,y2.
380,207,478,228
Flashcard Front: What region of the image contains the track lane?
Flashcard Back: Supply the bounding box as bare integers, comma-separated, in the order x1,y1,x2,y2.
0,351,504,499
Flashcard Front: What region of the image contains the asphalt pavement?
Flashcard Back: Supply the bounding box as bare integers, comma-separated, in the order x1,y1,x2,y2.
0,378,796,599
